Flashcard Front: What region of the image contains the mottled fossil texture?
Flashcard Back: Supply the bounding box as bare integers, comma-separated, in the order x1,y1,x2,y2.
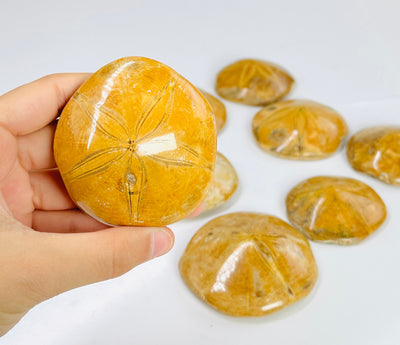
286,176,387,245
180,212,318,316
199,89,226,133
252,99,347,160
347,126,400,185
203,152,238,211
54,57,217,226
215,59,294,106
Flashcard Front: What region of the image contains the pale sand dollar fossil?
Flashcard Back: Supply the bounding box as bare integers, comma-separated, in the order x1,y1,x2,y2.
286,176,387,245
199,89,227,133
252,99,348,160
54,57,217,226
203,152,238,211
215,59,294,106
347,126,400,185
179,212,318,317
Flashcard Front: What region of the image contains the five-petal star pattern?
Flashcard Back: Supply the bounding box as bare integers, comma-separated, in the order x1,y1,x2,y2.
64,77,212,223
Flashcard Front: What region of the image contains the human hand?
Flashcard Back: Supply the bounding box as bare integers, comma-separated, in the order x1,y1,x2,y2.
0,74,192,336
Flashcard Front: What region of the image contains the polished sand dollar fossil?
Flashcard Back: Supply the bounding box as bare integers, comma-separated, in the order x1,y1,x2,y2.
215,59,294,106
179,212,318,317
347,126,400,185
252,99,348,160
199,89,226,133
203,152,238,211
286,176,387,245
54,57,217,226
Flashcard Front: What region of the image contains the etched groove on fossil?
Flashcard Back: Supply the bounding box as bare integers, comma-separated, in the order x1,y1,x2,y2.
73,92,130,141
54,57,216,226
179,212,318,316
124,153,135,223
215,59,294,106
286,176,387,245
66,147,127,181
253,238,293,295
347,126,400,185
147,154,200,168
203,152,238,211
135,78,176,141
252,99,348,160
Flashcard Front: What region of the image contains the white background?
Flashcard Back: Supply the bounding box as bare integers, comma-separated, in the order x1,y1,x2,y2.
1,0,400,344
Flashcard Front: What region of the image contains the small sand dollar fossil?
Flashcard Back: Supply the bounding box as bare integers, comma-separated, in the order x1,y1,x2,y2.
252,99,348,160
347,126,400,185
203,152,238,211
286,176,387,245
215,59,294,106
179,212,318,317
54,57,217,226
199,89,226,133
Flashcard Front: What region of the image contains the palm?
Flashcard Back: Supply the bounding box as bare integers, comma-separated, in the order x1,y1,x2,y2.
0,73,178,337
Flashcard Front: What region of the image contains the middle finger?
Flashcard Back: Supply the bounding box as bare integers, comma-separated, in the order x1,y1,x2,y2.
30,170,75,210
18,122,57,171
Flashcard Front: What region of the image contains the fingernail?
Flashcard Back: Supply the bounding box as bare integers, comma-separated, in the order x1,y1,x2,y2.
151,228,174,258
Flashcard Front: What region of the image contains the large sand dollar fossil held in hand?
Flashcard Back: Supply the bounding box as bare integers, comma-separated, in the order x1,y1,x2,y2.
215,59,294,106
179,212,318,317
54,57,217,226
252,99,348,160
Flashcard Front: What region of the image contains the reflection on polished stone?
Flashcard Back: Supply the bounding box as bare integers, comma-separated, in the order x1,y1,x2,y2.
180,212,317,316
286,176,387,245
252,99,348,160
215,59,294,106
54,57,217,226
199,89,226,133
203,152,238,211
347,126,400,185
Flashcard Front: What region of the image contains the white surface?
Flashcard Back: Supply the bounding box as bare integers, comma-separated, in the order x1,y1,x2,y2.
1,0,400,344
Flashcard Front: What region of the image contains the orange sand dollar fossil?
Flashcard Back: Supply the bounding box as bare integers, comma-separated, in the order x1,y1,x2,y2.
203,152,238,211
286,176,387,245
199,89,226,133
347,126,400,185
215,59,294,106
179,213,318,317
252,99,348,160
54,57,217,226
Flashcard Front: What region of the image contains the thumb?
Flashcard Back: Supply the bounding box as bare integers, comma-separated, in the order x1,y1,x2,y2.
31,226,174,299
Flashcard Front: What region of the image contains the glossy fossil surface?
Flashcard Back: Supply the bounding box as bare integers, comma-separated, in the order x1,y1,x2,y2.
199,89,226,133
215,59,294,106
347,126,400,185
54,57,217,226
286,176,387,245
203,152,238,211
179,212,318,317
252,99,348,160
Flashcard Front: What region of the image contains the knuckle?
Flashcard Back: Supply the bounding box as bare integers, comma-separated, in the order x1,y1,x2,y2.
38,74,67,107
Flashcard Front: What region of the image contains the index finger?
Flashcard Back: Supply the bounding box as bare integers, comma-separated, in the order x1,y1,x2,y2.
0,73,91,136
